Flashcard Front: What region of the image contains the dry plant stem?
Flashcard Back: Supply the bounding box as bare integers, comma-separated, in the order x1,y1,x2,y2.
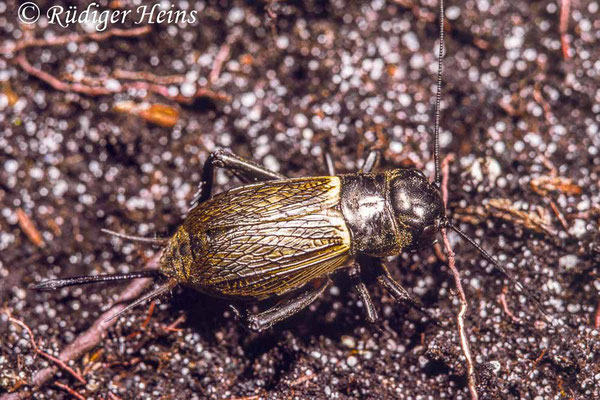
0,254,161,400
440,153,478,400
9,25,230,104
113,69,185,85
54,382,85,400
15,55,230,104
498,290,522,323
440,153,455,205
0,26,152,55
16,208,44,247
15,55,113,96
163,314,186,333
441,228,478,400
549,201,569,232
594,300,600,330
559,0,571,59
210,40,232,84
2,310,86,385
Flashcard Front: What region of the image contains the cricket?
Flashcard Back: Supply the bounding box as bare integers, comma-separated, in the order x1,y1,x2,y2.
6,0,592,398
31,0,539,334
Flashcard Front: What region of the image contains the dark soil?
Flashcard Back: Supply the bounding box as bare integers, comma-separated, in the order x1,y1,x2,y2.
1,0,599,399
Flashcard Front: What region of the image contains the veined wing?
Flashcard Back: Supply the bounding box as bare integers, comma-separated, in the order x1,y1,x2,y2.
192,211,351,299
184,176,342,230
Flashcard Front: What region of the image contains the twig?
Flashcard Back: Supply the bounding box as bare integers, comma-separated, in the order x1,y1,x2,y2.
16,208,44,248
594,300,600,330
54,382,86,400
549,201,569,232
2,309,86,384
210,41,232,85
440,153,455,205
141,300,156,331
440,154,478,400
15,54,113,96
5,253,161,399
163,314,185,333
15,55,231,104
113,69,185,85
125,300,156,340
531,349,547,370
453,200,557,237
440,229,478,400
289,372,315,387
530,175,582,197
498,286,521,323
559,0,571,59
0,26,152,55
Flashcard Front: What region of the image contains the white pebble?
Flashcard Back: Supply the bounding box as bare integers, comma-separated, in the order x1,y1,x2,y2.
347,356,358,367
293,113,308,128
569,219,587,238
263,155,280,172
228,7,245,24
559,255,579,270
4,160,18,174
180,82,196,97
241,93,256,108
446,6,461,20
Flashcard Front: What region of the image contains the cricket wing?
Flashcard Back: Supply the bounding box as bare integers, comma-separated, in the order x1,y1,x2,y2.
184,176,342,230
194,211,351,299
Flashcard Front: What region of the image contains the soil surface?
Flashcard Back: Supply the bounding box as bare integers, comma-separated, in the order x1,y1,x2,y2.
1,0,599,399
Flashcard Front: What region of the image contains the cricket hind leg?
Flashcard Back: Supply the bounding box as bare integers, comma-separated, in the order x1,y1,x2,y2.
192,149,287,207
230,279,329,333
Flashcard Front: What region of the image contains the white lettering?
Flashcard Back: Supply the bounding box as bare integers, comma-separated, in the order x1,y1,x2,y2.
46,6,67,27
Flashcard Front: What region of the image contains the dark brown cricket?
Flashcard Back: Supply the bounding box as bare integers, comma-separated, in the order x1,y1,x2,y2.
31,0,540,332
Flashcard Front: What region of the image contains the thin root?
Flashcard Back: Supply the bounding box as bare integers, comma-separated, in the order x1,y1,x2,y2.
2,309,86,385
54,382,86,400
0,26,152,54
498,286,522,323
7,253,161,395
559,0,571,59
440,154,478,400
594,300,600,330
15,55,230,104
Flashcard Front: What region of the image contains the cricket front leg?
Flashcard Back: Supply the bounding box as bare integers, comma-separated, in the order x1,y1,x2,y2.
375,261,438,323
348,263,379,323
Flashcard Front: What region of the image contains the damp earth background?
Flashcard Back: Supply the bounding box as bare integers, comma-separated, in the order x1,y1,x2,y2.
1,0,600,399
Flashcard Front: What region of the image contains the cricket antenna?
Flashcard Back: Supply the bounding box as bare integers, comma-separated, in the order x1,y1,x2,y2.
446,222,550,318
103,279,177,324
433,0,445,187
101,229,168,245
30,270,162,290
